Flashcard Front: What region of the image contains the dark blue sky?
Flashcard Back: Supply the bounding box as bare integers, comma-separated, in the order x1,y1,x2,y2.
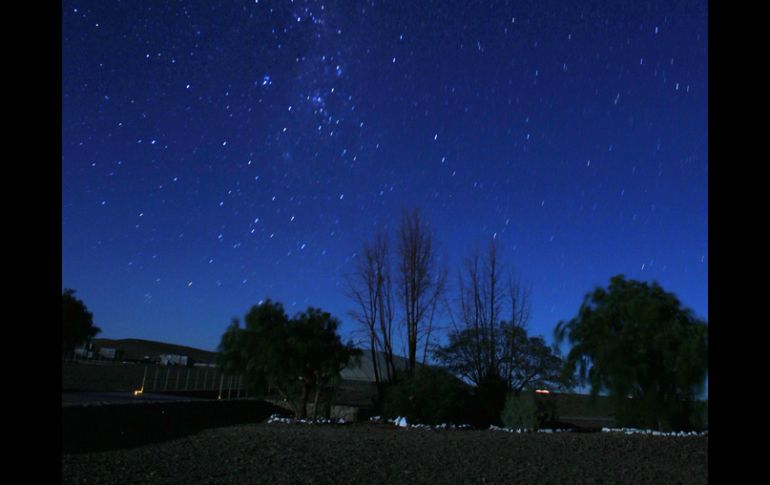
62,0,708,354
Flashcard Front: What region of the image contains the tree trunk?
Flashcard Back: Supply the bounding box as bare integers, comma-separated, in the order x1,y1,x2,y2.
312,385,322,420
297,383,309,419
386,345,397,384
657,416,671,432
370,342,381,396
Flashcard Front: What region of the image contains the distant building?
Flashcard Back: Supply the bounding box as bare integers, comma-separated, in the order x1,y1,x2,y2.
73,343,95,359
97,347,124,361
160,353,189,366
90,338,217,365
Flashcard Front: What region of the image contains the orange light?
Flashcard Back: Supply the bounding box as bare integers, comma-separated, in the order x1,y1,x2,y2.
535,389,550,394
133,389,143,396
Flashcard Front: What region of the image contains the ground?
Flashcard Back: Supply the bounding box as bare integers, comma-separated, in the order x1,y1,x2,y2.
62,422,707,484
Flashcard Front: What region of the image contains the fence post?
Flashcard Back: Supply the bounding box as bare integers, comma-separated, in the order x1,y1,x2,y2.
194,367,200,390
237,376,242,399
153,366,159,391
139,366,148,393
185,367,190,390
164,366,170,390
218,373,225,400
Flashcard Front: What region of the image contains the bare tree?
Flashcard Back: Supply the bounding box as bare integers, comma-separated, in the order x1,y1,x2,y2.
450,239,508,385
436,238,561,392
375,239,398,383
500,274,533,387
396,208,445,374
420,262,448,367
346,230,397,390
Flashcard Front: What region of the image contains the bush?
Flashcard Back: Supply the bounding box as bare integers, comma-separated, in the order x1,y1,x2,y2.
697,400,708,430
380,367,468,425
614,396,707,432
613,396,658,429
501,391,557,430
673,399,708,431
461,374,509,428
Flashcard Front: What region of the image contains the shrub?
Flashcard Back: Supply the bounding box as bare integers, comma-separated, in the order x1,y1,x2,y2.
697,400,708,430
614,395,707,431
380,367,468,425
501,391,557,430
461,374,509,428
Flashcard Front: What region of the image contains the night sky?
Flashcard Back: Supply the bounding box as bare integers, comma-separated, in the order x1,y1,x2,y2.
62,0,708,355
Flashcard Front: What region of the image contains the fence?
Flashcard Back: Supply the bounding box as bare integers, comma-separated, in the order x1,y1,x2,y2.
62,361,247,399
139,364,246,399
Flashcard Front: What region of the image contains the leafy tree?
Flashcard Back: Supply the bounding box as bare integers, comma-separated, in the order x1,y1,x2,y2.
291,307,362,418
62,289,101,356
216,317,268,396
436,324,568,394
509,331,570,393
555,275,708,431
217,300,361,419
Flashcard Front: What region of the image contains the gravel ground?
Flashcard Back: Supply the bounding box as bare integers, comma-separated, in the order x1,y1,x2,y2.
62,422,707,484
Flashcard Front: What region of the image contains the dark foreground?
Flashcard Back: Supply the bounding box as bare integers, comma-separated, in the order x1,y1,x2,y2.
62,423,707,484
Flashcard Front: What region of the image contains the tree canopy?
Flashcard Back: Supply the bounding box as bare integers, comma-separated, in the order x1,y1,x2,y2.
62,289,101,355
435,323,568,393
555,275,708,431
217,300,361,419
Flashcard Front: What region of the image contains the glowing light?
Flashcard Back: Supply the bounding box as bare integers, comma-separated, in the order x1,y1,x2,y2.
535,389,550,394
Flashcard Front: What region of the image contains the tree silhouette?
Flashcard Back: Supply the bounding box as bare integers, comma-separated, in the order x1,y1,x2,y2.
217,300,361,419
434,240,569,426
436,325,567,392
62,289,101,356
555,275,708,431
291,307,362,418
346,229,398,393
395,208,446,374
436,240,567,391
